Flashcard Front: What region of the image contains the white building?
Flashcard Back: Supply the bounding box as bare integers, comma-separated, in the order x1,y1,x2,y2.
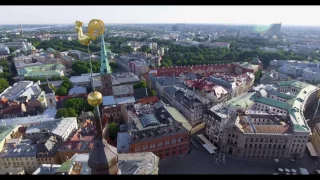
205,81,318,159
0,81,34,101
0,44,10,55
51,117,78,141
0,139,38,173
270,59,320,83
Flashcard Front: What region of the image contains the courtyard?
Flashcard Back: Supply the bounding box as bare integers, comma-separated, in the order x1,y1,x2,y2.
159,138,318,174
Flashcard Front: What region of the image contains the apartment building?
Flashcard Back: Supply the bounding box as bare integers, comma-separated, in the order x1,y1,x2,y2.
205,81,318,159
36,136,60,165
207,72,255,98
0,125,23,152
0,81,33,101
57,140,93,163
0,139,38,173
163,86,211,126
310,123,320,156
118,103,191,159
18,63,66,79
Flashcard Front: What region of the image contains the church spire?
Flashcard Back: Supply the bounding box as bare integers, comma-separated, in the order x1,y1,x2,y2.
100,34,111,75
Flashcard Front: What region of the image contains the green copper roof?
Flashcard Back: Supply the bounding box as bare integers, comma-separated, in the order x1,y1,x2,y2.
226,92,255,108
56,161,73,173
0,125,17,142
100,34,111,75
251,95,292,110
277,92,295,100
278,81,310,89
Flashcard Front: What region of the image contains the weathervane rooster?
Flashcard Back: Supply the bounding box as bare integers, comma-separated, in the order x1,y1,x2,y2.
75,19,105,46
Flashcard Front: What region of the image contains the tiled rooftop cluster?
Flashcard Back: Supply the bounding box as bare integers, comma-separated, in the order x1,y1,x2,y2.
0,139,36,157
0,81,34,101
124,102,191,143
58,141,93,152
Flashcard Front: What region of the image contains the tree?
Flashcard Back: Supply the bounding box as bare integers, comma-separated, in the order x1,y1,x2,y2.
8,47,16,53
151,90,157,96
133,81,147,89
55,108,78,118
109,62,118,72
0,78,9,93
61,80,73,90
254,69,263,84
140,45,151,53
71,60,100,75
64,97,93,114
107,122,119,141
122,46,134,53
55,86,68,96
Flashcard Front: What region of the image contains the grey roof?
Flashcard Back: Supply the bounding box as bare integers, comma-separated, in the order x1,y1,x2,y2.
117,132,130,152
25,120,59,134
164,86,180,97
78,111,94,120
111,72,140,85
0,114,56,126
36,136,59,157
33,164,61,174
102,96,116,106
155,76,181,86
140,114,160,128
68,86,87,95
0,139,37,157
134,88,148,100
0,81,33,101
115,96,136,105
51,117,77,138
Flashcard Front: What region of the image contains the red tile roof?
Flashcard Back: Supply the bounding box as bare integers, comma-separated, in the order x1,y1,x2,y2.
137,96,159,105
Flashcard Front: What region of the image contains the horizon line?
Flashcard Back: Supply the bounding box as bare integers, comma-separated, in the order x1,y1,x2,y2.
1,22,320,27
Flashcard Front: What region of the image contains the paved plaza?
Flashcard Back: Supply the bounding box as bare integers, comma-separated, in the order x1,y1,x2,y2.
159,139,318,174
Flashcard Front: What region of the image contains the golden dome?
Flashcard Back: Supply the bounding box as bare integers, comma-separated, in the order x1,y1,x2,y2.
87,91,103,106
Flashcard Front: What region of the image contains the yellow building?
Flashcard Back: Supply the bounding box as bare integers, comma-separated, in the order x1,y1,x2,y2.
0,166,25,175
57,141,93,164
0,139,38,174
0,125,23,152
36,136,61,165
310,123,320,156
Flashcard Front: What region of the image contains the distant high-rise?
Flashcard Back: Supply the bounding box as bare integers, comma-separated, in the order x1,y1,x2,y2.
19,23,23,37
172,23,185,31
269,22,281,36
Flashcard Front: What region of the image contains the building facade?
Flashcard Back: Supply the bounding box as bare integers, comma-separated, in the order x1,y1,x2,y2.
205,81,318,160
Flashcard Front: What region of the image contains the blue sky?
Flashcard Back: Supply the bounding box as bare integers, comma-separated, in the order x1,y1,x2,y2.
0,6,319,26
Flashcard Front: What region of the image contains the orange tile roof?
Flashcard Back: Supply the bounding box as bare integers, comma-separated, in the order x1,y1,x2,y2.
137,96,159,104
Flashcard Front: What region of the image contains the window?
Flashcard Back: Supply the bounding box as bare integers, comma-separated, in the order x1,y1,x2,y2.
172,139,176,144
158,142,163,147
165,140,170,145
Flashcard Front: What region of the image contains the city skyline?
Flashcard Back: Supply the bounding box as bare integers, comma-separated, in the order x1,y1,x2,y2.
0,6,319,26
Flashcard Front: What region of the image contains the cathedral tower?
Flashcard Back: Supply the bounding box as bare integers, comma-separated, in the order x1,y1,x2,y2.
100,34,113,96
